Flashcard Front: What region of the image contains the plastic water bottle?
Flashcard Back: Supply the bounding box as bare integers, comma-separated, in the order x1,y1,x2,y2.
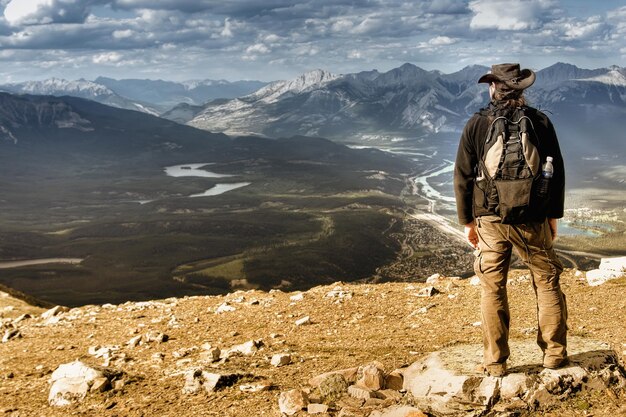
537,156,553,196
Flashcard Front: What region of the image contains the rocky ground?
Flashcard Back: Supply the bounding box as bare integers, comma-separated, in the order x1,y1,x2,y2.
1,268,625,417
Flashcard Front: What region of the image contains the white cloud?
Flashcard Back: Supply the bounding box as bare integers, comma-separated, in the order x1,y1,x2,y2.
221,18,233,37
245,43,270,54
112,28,133,38
93,51,123,64
469,0,556,31
4,0,94,26
428,36,456,46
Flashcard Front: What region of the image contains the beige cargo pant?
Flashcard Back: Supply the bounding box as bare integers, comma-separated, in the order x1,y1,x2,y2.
474,215,568,368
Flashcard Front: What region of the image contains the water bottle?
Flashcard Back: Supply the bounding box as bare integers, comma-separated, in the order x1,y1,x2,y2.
537,156,553,197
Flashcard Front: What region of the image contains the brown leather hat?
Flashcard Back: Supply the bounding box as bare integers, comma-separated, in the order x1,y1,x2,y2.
478,63,536,90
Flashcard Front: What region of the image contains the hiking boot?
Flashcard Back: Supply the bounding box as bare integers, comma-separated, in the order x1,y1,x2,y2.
475,362,507,377
543,357,569,369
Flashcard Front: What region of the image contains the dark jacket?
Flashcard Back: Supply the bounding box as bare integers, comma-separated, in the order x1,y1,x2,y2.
454,102,565,225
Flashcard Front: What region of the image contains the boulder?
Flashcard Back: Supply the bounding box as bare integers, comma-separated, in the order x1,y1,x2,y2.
309,367,359,387
270,353,292,367
278,389,309,415
48,361,106,406
402,337,626,415
318,373,349,402
356,362,385,390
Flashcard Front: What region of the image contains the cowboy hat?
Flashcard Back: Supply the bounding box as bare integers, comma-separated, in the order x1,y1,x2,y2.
478,63,536,90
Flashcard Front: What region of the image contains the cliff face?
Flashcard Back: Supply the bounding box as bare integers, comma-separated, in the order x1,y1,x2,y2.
1,268,625,416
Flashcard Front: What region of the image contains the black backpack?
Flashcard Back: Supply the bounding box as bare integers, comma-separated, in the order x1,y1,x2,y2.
473,106,547,224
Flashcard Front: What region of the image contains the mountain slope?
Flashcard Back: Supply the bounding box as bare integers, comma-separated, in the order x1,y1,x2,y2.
0,78,161,116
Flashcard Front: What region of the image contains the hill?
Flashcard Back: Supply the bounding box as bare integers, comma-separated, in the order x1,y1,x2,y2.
1,269,625,416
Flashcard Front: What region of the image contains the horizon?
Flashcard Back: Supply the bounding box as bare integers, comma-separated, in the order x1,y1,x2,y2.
0,0,624,83
1,61,622,84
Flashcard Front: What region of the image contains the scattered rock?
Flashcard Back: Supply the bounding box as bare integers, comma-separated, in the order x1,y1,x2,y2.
271,353,292,367
199,345,221,362
127,335,142,347
48,361,107,406
182,369,243,394
224,340,262,358
90,377,109,393
144,331,168,343
240,381,272,393
2,328,21,343
318,373,349,402
357,362,385,390
41,306,69,321
347,385,375,400
290,292,304,302
325,287,354,300
469,276,480,286
425,273,441,284
295,316,311,326
215,302,236,313
307,403,329,414
414,286,438,297
278,389,309,415
309,367,359,387
13,313,31,324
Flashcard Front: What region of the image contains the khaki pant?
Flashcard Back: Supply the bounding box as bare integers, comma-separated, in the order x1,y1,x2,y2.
474,216,568,368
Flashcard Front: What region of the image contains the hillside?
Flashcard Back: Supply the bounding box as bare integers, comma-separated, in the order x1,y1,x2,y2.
1,269,625,416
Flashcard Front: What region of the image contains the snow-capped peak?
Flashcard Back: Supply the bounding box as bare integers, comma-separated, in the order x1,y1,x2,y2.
249,69,339,103
577,69,626,87
8,78,115,96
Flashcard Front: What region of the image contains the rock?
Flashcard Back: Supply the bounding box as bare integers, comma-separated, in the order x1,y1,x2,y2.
182,369,242,394
414,286,438,297
90,377,109,393
278,389,309,415
48,361,106,406
309,367,359,387
357,363,385,390
403,337,625,415
325,287,354,299
599,256,626,272
127,335,142,347
145,332,168,343
307,403,329,414
469,276,480,286
199,345,221,362
318,373,349,402
376,389,403,401
295,316,311,326
586,269,623,286
239,381,272,392
41,306,69,320
271,353,292,367
2,328,21,343
225,340,262,358
290,292,305,302
426,273,441,283
113,379,125,391
215,302,236,313
368,406,428,417
347,385,375,400
384,370,404,390
13,313,31,324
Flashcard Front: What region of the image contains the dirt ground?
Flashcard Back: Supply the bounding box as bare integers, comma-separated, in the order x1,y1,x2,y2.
1,268,625,417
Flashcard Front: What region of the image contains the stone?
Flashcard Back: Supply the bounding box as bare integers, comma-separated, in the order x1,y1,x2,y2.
376,389,403,401
113,379,125,391
144,332,168,343
307,403,329,414
318,373,349,402
278,389,309,415
414,286,438,297
384,370,404,390
469,275,480,286
13,313,31,324
325,287,354,299
90,377,109,393
309,367,359,387
182,369,242,394
239,381,272,392
357,363,385,390
127,335,142,347
426,273,441,283
199,346,221,362
368,406,428,417
225,340,262,358
599,256,626,272
271,353,292,367
215,302,236,313
290,292,304,301
2,328,21,343
41,306,69,320
347,385,375,400
48,361,105,406
295,316,311,326
500,373,529,399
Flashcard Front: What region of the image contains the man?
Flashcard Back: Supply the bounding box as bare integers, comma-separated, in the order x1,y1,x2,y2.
453,63,568,377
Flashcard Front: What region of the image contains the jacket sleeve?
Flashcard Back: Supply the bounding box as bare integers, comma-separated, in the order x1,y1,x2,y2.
454,116,479,225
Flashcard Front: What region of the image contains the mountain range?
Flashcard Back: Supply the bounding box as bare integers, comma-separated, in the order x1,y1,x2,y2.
0,77,267,114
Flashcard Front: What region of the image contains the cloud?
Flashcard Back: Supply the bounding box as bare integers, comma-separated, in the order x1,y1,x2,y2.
92,51,122,63
4,0,101,26
469,0,558,31
428,36,457,46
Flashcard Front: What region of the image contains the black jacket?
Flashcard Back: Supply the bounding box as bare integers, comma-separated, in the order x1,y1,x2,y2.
454,102,565,225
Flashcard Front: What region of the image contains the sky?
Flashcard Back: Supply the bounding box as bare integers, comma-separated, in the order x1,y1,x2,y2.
0,0,624,83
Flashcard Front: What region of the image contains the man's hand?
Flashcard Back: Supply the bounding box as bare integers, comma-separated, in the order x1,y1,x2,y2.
548,218,558,241
465,220,478,249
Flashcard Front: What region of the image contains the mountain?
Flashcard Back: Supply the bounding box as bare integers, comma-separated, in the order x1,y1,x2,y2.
95,77,267,108
185,63,626,146
0,78,161,116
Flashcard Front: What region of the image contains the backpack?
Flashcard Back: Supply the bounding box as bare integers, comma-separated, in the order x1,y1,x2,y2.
473,106,545,224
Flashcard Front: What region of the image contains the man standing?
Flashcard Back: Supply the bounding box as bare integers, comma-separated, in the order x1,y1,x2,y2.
454,63,568,377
